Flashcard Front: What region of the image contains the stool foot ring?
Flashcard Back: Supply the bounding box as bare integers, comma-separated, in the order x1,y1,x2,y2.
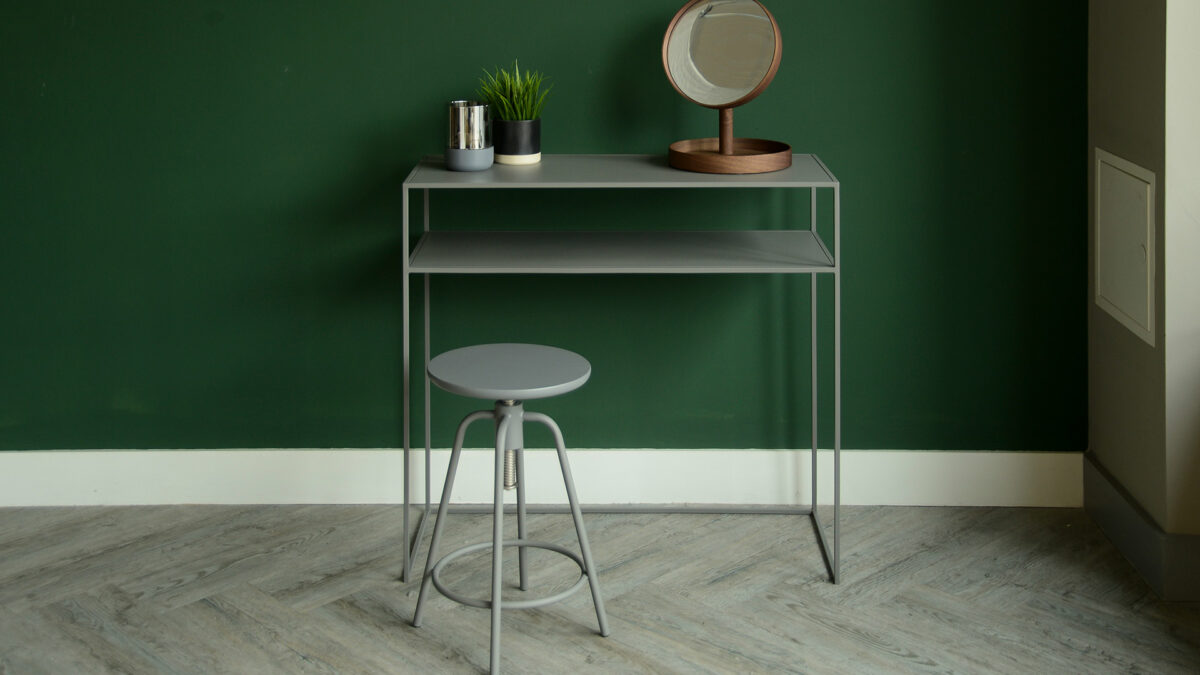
430,539,590,610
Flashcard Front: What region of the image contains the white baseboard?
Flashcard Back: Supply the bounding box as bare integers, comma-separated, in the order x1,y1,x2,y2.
0,449,1082,508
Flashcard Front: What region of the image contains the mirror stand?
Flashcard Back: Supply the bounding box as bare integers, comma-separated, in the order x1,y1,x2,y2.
667,108,791,174
719,107,733,154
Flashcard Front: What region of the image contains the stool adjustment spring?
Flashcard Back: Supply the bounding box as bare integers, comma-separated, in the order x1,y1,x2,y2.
504,448,518,490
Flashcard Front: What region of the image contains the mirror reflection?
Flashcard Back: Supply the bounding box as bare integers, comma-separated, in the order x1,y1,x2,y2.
665,0,777,108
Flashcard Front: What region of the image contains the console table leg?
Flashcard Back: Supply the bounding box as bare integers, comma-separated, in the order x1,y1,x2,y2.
833,184,842,585
401,187,412,582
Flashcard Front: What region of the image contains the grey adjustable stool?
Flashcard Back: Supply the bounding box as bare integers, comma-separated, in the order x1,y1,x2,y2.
411,343,609,674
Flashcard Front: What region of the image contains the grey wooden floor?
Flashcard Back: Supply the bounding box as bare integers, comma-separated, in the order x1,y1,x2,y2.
1,505,1198,674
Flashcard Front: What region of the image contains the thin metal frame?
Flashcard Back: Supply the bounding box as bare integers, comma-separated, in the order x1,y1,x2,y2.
412,404,610,673
399,154,840,584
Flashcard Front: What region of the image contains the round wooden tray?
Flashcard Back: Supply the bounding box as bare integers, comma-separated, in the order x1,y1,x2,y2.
668,137,792,174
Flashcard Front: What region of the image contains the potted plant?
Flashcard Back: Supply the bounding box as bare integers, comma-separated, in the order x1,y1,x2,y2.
477,60,551,165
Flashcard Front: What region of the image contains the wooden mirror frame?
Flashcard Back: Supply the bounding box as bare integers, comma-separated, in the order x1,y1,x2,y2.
662,0,783,110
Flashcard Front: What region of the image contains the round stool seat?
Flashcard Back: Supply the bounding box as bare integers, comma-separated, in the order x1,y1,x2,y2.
428,343,591,401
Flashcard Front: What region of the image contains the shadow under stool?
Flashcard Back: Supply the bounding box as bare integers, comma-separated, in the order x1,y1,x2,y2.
411,343,610,673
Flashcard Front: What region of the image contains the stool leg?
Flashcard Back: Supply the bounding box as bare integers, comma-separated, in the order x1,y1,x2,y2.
491,414,513,674
413,410,492,628
515,445,529,591
525,412,610,638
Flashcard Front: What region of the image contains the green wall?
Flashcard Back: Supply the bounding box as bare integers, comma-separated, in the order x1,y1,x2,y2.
0,1,1086,451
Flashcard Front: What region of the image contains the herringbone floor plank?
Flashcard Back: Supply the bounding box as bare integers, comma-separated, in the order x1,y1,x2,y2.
1,505,1197,674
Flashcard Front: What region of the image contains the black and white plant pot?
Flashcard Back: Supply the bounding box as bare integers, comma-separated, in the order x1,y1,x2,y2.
494,119,541,165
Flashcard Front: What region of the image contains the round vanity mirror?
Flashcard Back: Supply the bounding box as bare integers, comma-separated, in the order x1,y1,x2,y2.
663,0,791,173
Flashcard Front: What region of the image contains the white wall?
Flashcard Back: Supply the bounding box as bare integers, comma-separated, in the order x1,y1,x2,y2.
1088,0,1168,526
1088,0,1200,537
1164,0,1200,534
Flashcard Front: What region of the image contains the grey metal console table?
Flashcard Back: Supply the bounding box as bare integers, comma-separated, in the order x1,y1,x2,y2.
400,153,841,583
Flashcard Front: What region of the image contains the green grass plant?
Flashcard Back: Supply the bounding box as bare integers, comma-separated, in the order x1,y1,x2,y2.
477,60,552,121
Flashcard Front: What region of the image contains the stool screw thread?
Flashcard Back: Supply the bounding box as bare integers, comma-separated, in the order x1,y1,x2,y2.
504,449,517,490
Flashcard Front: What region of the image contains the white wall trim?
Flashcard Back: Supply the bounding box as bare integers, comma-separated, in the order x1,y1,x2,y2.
0,449,1083,508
